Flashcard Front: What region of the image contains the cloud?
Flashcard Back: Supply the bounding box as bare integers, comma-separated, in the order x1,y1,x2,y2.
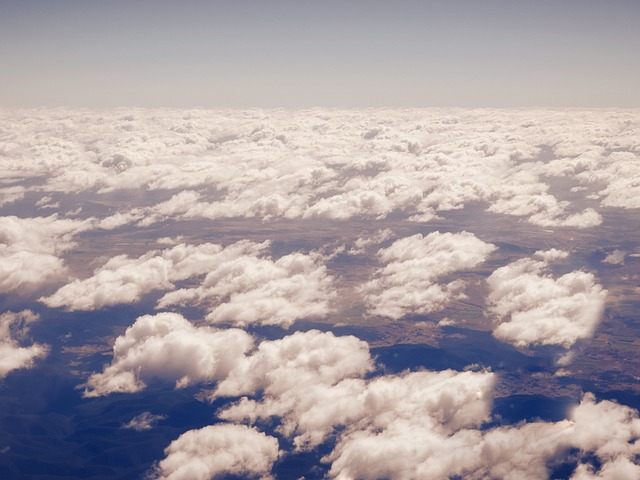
212,330,375,449
41,240,335,327
487,255,607,347
41,252,174,310
361,232,496,319
0,215,93,294
570,457,640,480
80,310,640,479
158,247,335,328
83,312,253,397
534,248,569,261
0,310,48,379
3,107,640,480
486,171,603,228
3,108,640,231
348,228,393,255
121,411,167,431
83,317,371,403
602,249,626,265
153,424,279,480
40,241,233,311
326,393,640,480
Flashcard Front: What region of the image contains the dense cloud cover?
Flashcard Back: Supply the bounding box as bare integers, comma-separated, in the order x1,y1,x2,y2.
1,107,639,479
1,108,638,227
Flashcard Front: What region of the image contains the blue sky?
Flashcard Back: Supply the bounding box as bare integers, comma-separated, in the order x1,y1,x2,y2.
1,0,639,107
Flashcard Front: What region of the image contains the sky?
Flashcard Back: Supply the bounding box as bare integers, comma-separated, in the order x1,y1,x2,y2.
1,0,639,108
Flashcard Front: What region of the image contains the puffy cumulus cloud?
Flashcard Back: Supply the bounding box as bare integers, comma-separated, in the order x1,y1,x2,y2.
41,252,174,310
205,333,639,479
83,320,368,402
121,411,167,431
0,310,48,378
487,255,607,348
543,149,640,211
564,394,640,479
41,240,334,327
214,330,373,400
83,312,253,397
158,248,335,328
327,418,568,480
0,215,93,294
210,330,494,453
153,424,279,480
361,232,496,319
327,393,640,480
486,169,603,228
211,330,375,448
534,248,570,261
602,249,626,265
40,241,241,311
90,315,640,479
569,393,640,461
571,458,640,480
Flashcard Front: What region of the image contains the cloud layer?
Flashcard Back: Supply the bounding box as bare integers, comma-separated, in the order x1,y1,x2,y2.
2,108,638,230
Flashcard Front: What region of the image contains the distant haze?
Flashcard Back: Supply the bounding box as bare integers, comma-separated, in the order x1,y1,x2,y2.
1,0,639,107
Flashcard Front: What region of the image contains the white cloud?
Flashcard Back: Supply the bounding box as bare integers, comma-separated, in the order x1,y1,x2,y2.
0,215,93,294
534,248,570,261
348,228,393,255
0,185,26,207
121,411,167,431
487,172,603,228
0,310,48,378
487,256,607,347
158,248,335,328
154,424,279,480
571,457,640,480
83,312,253,397
3,107,640,480
212,329,375,449
327,393,640,480
2,108,640,230
361,232,496,319
79,309,640,479
41,240,335,327
41,241,232,311
41,252,174,310
602,249,626,265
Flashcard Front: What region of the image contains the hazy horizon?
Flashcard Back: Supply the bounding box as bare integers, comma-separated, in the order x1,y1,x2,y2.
2,0,639,108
